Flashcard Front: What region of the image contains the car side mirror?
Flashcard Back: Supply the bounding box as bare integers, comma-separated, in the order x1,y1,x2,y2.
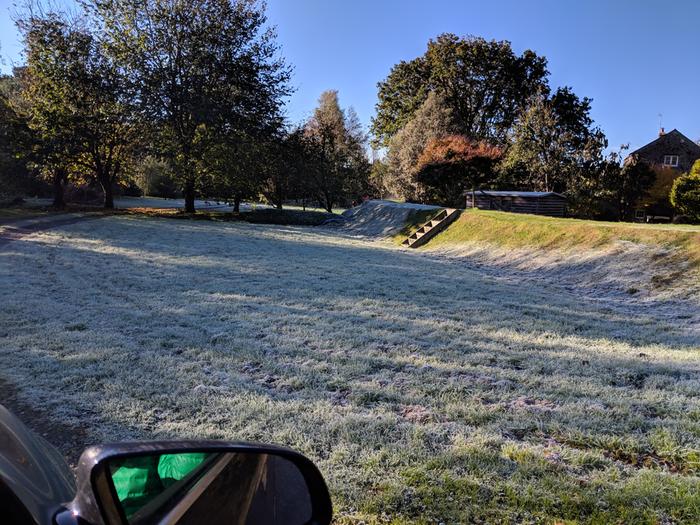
58,441,332,525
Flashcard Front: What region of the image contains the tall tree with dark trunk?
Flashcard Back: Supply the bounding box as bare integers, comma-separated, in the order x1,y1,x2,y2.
89,0,290,213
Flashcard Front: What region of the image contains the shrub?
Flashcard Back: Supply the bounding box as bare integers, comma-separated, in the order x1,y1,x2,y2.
135,157,179,198
415,135,502,207
670,160,700,222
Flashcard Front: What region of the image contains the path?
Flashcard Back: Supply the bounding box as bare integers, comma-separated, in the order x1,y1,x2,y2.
0,213,104,248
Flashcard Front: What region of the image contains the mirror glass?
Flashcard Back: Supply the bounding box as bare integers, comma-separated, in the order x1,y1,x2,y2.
105,451,313,525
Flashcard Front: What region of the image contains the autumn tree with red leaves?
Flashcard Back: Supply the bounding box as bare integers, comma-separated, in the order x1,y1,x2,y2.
415,135,502,206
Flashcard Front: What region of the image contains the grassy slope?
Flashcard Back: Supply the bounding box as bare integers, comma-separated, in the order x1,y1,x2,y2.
428,210,700,269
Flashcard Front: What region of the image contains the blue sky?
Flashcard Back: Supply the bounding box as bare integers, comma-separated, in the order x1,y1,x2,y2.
2,0,699,152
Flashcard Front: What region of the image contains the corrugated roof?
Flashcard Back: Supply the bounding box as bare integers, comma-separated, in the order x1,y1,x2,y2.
467,190,566,199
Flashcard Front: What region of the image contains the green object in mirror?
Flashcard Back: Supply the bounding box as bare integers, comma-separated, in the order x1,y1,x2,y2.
109,452,212,520
106,450,315,524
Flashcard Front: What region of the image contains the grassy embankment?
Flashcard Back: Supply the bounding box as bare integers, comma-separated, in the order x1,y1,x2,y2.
425,209,700,270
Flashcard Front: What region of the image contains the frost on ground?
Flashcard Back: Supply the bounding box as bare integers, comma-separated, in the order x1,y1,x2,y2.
333,200,441,238
1,216,699,523
425,241,700,334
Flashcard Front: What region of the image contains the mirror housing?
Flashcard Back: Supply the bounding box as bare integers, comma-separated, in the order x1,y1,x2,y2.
61,441,332,525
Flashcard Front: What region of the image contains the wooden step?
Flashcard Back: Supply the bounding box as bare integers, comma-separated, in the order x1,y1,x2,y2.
402,208,461,248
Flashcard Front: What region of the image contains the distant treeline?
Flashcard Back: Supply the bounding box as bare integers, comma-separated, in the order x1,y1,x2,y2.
1,2,696,220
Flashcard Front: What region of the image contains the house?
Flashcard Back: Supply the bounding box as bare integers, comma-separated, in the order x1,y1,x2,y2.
465,190,567,217
625,128,700,220
627,128,700,173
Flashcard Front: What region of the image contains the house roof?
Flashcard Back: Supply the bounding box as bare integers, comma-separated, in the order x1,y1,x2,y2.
467,190,567,199
629,129,700,158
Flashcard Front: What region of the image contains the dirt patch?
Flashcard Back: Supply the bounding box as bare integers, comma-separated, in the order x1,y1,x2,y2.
0,378,87,467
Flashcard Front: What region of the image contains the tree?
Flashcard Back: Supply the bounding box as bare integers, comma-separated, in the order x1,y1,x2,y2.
303,90,370,212
0,73,34,198
68,33,136,209
89,0,291,212
670,160,700,222
385,92,455,201
198,128,266,212
372,33,548,147
502,88,607,194
368,158,390,200
598,158,657,220
415,135,502,207
135,156,178,198
260,131,308,210
259,127,310,209
17,11,136,208
17,14,85,207
638,166,679,216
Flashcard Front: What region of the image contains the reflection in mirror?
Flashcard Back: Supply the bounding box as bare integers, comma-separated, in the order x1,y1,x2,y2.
106,451,313,525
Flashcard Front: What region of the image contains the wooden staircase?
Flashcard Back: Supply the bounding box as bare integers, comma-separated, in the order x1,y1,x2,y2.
401,208,461,248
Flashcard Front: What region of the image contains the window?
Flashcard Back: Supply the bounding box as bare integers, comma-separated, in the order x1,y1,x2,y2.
663,155,679,167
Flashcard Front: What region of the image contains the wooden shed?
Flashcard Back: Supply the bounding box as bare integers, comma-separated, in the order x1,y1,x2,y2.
465,190,567,217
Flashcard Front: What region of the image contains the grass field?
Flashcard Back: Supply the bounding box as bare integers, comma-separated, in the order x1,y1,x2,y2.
1,215,699,523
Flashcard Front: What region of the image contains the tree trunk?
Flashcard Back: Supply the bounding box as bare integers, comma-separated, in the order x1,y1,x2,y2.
323,192,333,213
101,179,114,209
233,195,241,213
184,180,196,213
52,169,65,208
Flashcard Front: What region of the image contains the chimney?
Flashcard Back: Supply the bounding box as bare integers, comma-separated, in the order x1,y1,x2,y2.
659,127,665,137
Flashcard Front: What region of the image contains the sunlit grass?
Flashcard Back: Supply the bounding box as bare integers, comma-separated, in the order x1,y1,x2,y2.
429,209,700,269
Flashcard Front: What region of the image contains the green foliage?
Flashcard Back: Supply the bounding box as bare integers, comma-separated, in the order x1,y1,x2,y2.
385,92,455,201
17,13,85,207
18,11,136,208
598,159,657,220
0,74,35,198
670,161,700,222
135,157,179,198
501,88,607,195
368,159,390,199
372,33,548,148
373,34,618,218
90,0,291,212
